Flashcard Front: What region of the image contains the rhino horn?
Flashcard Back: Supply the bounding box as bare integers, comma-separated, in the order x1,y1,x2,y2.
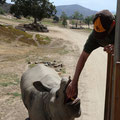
60,78,71,90
33,81,51,92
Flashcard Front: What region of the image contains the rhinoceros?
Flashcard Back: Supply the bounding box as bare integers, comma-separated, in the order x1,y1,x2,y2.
20,64,81,120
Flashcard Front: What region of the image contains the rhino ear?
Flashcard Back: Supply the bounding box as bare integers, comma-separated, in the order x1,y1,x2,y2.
33,81,51,92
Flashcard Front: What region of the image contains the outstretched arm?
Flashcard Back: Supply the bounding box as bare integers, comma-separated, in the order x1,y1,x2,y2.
66,51,90,98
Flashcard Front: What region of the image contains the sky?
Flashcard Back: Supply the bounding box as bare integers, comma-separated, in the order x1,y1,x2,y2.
7,0,117,12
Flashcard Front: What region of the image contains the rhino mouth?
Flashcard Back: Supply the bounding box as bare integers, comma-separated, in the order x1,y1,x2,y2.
64,80,80,106
65,96,80,106
71,98,80,105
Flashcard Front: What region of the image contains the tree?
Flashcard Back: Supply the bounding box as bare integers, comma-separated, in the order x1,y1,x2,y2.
62,17,67,27
0,7,4,14
0,0,6,4
0,0,5,16
84,15,94,28
71,20,75,25
10,0,56,23
60,12,67,27
79,14,84,20
60,11,67,20
72,11,79,19
53,16,59,23
72,11,83,28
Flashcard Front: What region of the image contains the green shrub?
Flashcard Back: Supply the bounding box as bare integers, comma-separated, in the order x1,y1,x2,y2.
0,7,4,14
36,34,51,45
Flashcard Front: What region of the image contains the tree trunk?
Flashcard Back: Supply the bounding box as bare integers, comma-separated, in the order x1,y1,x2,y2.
34,17,37,24
76,23,78,28
88,23,90,28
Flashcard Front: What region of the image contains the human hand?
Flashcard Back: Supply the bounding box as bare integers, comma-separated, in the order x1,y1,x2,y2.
104,44,114,54
66,80,78,99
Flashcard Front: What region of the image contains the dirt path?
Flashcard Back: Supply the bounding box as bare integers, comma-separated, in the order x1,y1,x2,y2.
39,26,107,120
0,19,19,26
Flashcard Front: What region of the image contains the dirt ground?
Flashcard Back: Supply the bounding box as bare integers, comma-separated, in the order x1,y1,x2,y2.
0,19,107,120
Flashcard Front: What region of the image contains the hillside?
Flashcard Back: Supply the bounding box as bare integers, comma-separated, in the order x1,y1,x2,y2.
1,3,97,17
0,3,12,13
56,4,97,17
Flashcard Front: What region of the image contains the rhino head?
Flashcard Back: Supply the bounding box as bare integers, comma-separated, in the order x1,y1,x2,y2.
33,78,81,120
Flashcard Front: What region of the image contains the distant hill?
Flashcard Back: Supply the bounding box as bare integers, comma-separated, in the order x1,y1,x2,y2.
56,4,97,17
0,3,12,13
0,3,97,18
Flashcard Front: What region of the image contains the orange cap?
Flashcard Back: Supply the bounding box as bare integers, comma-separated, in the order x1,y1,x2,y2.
94,17,106,33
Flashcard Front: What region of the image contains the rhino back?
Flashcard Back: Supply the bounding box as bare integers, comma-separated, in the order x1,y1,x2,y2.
21,64,61,90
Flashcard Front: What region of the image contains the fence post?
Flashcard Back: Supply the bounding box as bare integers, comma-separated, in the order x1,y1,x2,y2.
110,0,120,120
104,53,114,120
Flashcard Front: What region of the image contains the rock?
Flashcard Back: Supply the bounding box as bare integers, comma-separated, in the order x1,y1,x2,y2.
22,23,49,32
28,61,31,64
44,63,48,66
61,64,63,67
35,61,39,64
53,65,59,68
55,68,61,72
53,60,56,63
47,62,52,66
15,26,26,32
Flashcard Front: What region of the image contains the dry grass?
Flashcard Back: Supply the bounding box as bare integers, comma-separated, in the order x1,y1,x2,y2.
0,25,34,44
0,25,52,46
36,34,51,45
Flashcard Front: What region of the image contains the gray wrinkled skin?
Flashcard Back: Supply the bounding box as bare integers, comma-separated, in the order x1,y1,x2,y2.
20,64,81,120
